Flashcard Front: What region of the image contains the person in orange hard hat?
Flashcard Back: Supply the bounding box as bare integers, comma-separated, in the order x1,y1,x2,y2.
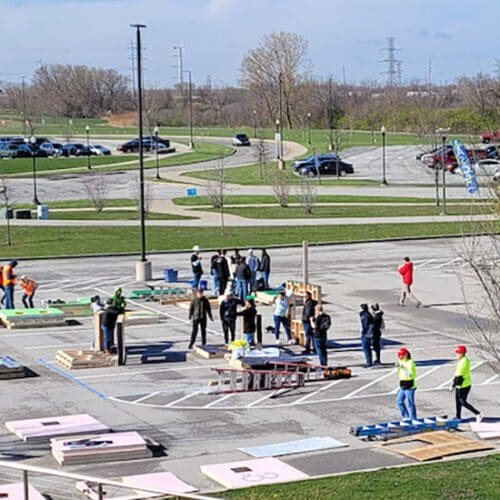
19,275,37,309
449,345,483,422
395,347,417,420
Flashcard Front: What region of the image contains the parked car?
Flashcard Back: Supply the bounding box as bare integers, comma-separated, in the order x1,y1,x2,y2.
0,146,16,159
417,145,453,162
61,143,92,156
11,144,48,158
143,135,170,147
89,144,111,156
425,148,488,172
472,158,500,176
299,159,354,177
480,131,500,144
484,145,499,159
232,133,251,146
117,137,170,153
39,142,62,157
292,153,338,172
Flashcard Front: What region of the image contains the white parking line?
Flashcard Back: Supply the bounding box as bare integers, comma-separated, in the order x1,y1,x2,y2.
164,391,203,407
415,259,436,269
433,257,461,269
341,369,396,399
479,373,499,385
79,363,222,379
245,391,277,408
292,379,344,405
131,391,161,404
203,393,234,408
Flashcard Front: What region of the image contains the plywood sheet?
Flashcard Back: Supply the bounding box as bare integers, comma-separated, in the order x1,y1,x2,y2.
201,457,308,488
240,437,347,458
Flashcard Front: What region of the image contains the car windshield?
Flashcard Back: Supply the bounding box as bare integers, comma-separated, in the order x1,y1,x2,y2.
236,134,248,139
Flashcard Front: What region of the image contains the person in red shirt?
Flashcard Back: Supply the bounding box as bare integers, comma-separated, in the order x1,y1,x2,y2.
398,256,422,307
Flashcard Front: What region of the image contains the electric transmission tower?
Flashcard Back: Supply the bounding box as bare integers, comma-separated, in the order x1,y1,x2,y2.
380,36,403,87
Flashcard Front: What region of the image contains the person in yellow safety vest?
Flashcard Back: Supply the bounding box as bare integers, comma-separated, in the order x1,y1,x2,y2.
395,347,417,420
2,260,18,309
449,345,483,422
19,275,37,309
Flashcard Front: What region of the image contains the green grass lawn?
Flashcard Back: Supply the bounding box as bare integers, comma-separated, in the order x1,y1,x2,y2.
173,194,477,206
183,162,379,186
0,221,496,258
199,204,490,219
223,455,500,500
15,199,136,209
41,210,196,221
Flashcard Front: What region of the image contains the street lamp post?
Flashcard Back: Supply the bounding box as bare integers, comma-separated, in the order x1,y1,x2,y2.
153,125,160,180
85,124,91,169
441,133,447,215
307,112,311,145
252,109,257,138
183,69,194,149
131,22,152,282
381,126,388,185
27,136,40,205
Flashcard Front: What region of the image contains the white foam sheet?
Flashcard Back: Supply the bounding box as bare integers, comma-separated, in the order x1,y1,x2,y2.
0,483,46,500
470,422,500,433
122,472,198,496
51,431,146,453
239,436,348,458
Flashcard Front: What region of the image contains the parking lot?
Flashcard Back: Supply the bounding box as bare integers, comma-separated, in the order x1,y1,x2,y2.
0,238,498,497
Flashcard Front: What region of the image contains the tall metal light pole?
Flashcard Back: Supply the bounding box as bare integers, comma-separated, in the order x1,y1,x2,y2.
153,125,160,180
381,126,388,185
183,69,194,149
278,72,284,163
252,109,257,138
131,23,151,281
307,112,311,145
436,128,450,215
85,124,91,169
27,136,40,205
275,119,281,161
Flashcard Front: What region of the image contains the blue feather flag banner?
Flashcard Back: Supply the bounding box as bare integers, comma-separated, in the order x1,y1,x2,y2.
451,139,479,194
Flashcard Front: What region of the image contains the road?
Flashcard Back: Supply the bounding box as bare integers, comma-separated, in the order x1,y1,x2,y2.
0,238,497,498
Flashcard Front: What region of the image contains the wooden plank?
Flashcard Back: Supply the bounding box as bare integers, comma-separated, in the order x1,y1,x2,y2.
55,350,116,369
194,344,228,359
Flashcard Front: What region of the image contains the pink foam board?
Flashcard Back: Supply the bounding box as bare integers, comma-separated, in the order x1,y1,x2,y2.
478,431,500,439
201,457,309,489
0,483,45,500
51,431,145,453
122,472,197,496
470,422,500,434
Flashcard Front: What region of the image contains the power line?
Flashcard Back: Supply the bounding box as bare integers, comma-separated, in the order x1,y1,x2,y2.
380,36,403,87
172,43,184,90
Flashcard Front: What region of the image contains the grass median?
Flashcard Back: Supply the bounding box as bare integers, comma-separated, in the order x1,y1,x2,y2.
223,454,500,500
41,210,196,221
0,221,497,258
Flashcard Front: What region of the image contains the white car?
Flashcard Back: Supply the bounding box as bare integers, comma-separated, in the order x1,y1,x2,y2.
473,158,500,176
232,133,251,146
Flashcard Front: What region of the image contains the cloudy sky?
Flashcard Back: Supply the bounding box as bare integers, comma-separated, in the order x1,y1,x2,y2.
1,0,498,87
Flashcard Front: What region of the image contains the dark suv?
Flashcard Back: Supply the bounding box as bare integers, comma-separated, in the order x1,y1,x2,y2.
299,159,354,177
118,137,170,153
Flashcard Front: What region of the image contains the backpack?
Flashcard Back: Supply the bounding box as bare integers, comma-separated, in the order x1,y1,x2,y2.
318,314,331,332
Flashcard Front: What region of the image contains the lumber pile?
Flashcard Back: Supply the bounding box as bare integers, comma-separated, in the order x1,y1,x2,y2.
5,414,110,442
43,297,93,317
291,319,305,346
0,307,65,329
194,344,228,359
55,350,117,369
0,356,26,379
124,309,161,325
51,431,152,465
286,280,322,303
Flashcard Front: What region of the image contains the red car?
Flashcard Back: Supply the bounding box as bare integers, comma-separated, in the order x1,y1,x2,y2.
425,148,488,172
480,131,500,144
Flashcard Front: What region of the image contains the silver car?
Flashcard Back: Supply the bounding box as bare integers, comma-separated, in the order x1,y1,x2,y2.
0,145,16,159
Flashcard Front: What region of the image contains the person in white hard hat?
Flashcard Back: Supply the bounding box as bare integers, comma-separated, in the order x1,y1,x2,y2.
191,246,203,289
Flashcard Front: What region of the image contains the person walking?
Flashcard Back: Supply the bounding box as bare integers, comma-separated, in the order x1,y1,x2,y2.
188,289,213,349
235,257,251,303
210,251,220,296
19,275,37,308
260,249,271,290
111,287,126,313
301,291,317,354
395,347,417,420
311,304,331,366
273,289,294,344
215,250,230,296
450,345,483,422
191,245,203,289
236,298,258,346
359,303,374,367
247,249,261,293
101,299,119,354
370,303,385,365
398,256,422,307
219,291,237,344
2,260,17,309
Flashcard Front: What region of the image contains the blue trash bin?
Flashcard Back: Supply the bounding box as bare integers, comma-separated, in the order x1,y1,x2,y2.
164,268,178,283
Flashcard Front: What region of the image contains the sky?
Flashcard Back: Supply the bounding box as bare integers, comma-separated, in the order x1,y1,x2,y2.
0,0,498,88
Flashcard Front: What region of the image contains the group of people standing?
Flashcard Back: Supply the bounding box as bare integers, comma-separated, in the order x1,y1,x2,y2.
0,260,38,310
359,303,385,367
190,246,271,303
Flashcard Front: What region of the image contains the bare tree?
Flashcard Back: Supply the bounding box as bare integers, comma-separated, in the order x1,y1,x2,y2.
298,178,316,214
272,170,291,207
204,159,227,234
0,177,13,245
255,137,269,180
80,173,110,212
130,178,154,218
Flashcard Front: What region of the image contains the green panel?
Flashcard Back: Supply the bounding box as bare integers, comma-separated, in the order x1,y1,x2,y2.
0,308,64,317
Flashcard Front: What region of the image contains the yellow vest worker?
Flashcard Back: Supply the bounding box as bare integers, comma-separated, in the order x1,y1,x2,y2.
451,345,482,421
395,347,417,420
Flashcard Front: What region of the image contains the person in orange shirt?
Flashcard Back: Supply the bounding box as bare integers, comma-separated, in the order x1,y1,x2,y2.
19,275,37,309
2,260,17,309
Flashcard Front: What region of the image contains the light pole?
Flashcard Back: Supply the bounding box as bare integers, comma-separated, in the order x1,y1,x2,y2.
252,109,257,138
153,125,160,180
131,22,152,281
307,112,311,145
85,124,91,169
183,69,194,149
436,128,450,215
381,126,388,185
27,136,40,205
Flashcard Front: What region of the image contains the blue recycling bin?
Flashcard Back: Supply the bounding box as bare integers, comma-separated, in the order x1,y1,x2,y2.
163,268,178,283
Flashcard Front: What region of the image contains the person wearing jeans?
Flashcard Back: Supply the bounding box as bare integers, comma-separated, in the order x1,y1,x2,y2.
2,260,17,310
311,305,331,367
359,303,373,367
301,291,317,354
101,299,118,353
260,249,271,290
396,347,417,420
235,257,251,304
247,249,260,293
273,290,294,344
188,289,213,349
236,298,257,346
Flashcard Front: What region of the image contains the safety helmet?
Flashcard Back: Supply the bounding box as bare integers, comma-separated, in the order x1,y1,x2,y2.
20,275,27,281
397,347,409,358
192,245,200,252
455,345,467,355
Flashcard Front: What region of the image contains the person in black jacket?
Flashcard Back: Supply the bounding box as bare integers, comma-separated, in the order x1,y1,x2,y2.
235,257,251,303
215,249,230,296
311,305,331,367
236,298,257,346
188,289,213,348
191,245,203,289
219,292,237,344
260,249,271,289
370,303,385,364
301,291,317,354
101,299,119,353
360,303,374,368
